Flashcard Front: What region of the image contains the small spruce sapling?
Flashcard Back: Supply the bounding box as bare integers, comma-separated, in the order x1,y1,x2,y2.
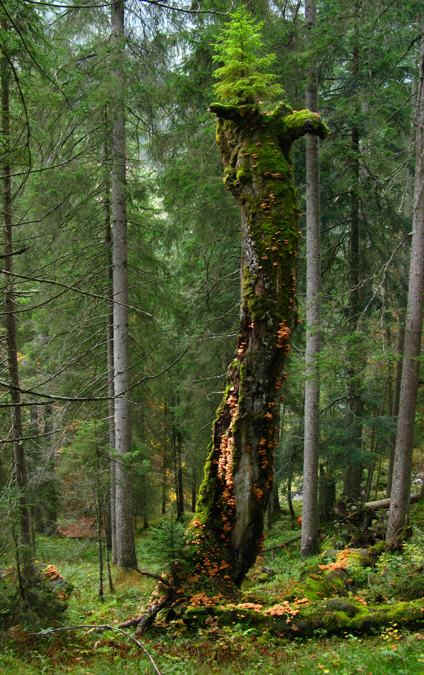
212,7,283,105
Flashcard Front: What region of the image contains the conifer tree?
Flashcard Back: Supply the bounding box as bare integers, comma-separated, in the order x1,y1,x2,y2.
386,23,424,549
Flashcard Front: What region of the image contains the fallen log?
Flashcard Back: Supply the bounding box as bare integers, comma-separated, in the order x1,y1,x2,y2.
183,597,424,637
364,493,422,511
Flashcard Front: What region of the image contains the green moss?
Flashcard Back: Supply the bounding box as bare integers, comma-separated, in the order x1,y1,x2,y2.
236,167,250,182
326,598,359,617
183,597,424,637
283,109,329,140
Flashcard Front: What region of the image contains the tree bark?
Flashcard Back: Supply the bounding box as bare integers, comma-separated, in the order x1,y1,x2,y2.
176,430,184,521
387,316,404,496
318,463,336,523
42,403,58,535
104,109,117,561
1,40,33,582
111,0,137,569
301,0,321,557
191,101,327,586
344,11,363,501
386,31,424,549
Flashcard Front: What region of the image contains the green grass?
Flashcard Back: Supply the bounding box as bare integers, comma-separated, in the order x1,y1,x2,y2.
1,507,423,674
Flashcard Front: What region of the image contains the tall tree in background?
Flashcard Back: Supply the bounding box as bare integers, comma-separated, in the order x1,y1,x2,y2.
301,0,321,557
110,0,137,569
344,0,364,501
386,26,424,549
1,13,33,584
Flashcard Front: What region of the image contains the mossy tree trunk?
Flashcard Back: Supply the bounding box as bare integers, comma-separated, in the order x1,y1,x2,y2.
190,102,327,587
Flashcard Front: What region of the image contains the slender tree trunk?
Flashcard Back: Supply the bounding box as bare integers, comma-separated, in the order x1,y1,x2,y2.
161,401,170,515
175,431,184,521
141,476,149,530
1,44,33,582
43,403,57,534
344,12,363,500
287,470,296,525
386,32,424,549
104,109,117,561
387,317,404,496
28,405,40,541
373,456,383,500
161,448,167,515
95,444,104,602
191,101,327,586
318,463,336,523
191,467,197,513
111,0,136,568
301,0,321,556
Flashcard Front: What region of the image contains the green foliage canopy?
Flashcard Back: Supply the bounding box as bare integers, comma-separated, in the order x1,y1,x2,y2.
212,7,283,105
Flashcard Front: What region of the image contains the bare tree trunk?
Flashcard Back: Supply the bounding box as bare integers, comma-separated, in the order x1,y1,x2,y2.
386,32,424,549
287,470,296,525
111,0,136,569
1,43,33,582
191,101,328,586
42,403,58,534
161,448,168,515
344,12,363,500
318,463,335,523
95,443,105,602
191,466,197,513
387,317,404,496
301,0,321,557
104,109,117,562
175,430,184,521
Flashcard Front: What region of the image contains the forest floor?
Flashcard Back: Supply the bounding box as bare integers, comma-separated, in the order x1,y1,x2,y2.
1,502,424,674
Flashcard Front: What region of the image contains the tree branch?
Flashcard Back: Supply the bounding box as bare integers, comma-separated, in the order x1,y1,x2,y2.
0,268,153,318
0,345,189,406
283,110,329,141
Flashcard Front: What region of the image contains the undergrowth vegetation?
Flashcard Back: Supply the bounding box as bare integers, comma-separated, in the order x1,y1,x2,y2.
0,502,423,673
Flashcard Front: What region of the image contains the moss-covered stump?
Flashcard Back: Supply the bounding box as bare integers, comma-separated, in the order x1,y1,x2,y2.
183,597,424,637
